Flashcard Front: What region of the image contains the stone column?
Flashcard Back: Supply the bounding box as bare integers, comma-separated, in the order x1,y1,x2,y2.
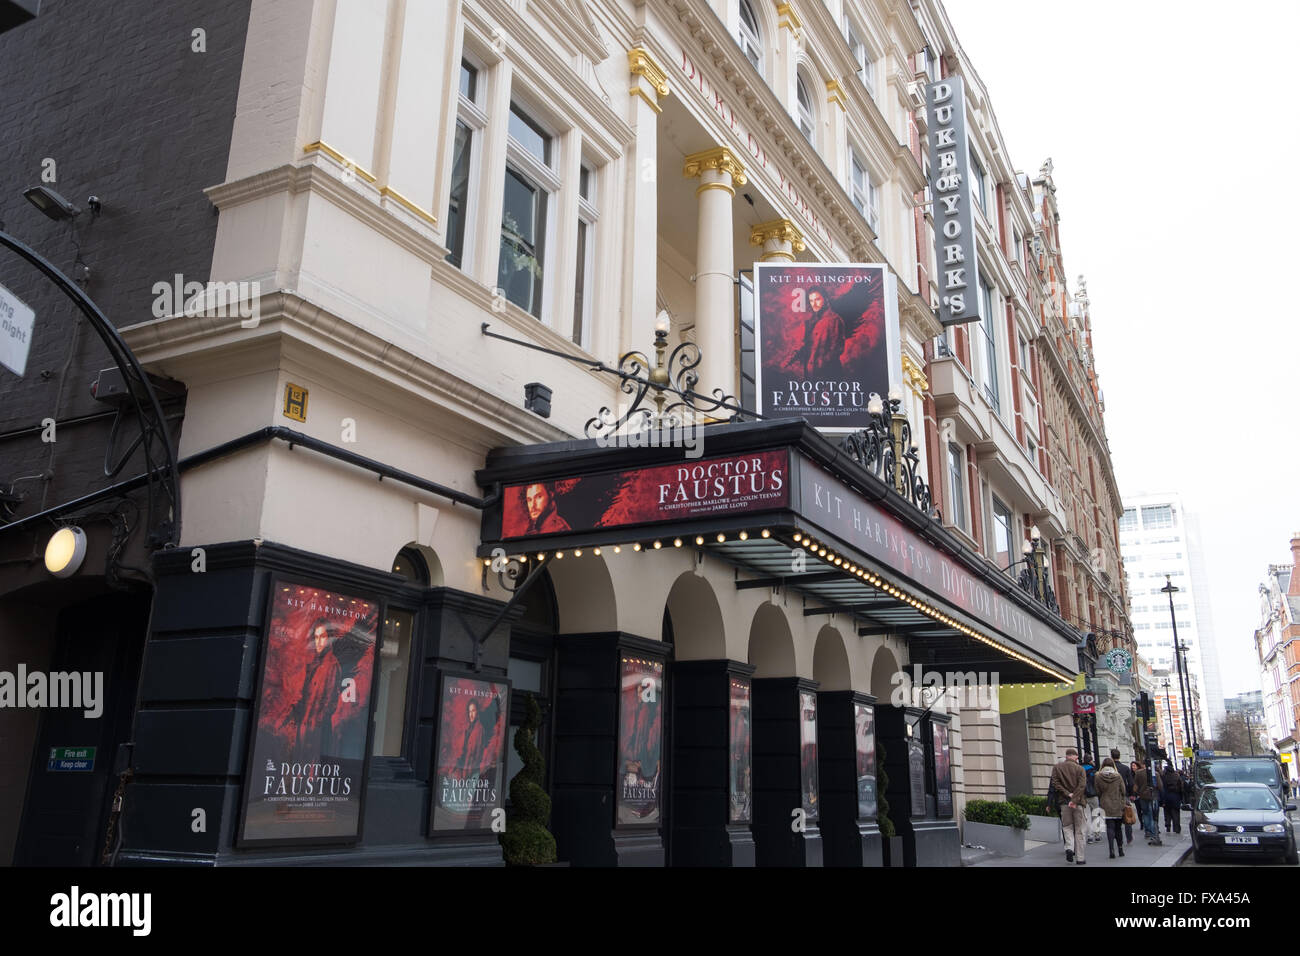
683,147,746,404
957,703,1006,805
749,218,805,263
625,48,670,357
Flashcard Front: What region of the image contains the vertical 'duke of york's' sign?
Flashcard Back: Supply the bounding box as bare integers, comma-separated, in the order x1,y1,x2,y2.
431,674,510,832
239,581,380,846
618,656,664,825
926,75,979,326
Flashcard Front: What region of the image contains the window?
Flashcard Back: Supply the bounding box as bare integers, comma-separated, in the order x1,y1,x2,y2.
796,72,815,145
991,495,1012,571
849,147,878,233
737,0,762,72
1141,505,1174,529
1013,229,1023,269
446,59,486,269
970,148,987,214
846,19,874,96
1119,508,1137,531
978,278,999,413
499,102,557,319
948,443,966,531
572,164,597,347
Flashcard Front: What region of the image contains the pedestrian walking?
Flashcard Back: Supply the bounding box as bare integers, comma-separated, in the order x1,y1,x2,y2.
1050,747,1089,864
1095,756,1127,859
1134,759,1163,845
1083,759,1102,844
1161,764,1183,834
1113,749,1135,845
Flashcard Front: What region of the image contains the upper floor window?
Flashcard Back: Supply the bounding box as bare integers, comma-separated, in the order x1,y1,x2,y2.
1141,504,1175,529
849,146,879,233
499,102,558,319
948,443,966,531
446,58,486,270
846,19,874,96
737,0,763,72
978,278,999,413
1119,508,1137,531
573,163,597,348
796,72,816,145
990,495,1013,571
970,147,987,213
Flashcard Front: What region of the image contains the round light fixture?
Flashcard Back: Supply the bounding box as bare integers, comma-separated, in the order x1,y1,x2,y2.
45,526,87,579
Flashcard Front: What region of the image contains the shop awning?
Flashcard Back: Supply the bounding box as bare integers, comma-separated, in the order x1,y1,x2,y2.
477,420,1082,683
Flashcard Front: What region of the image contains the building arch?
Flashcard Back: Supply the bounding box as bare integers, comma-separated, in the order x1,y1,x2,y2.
546,551,617,632
665,570,727,661
748,601,796,677
812,623,853,691
869,642,901,702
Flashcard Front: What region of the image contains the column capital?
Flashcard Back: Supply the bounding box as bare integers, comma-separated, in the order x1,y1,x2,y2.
749,219,805,254
628,46,671,113
683,147,747,187
776,2,802,33
826,78,847,112
901,352,929,398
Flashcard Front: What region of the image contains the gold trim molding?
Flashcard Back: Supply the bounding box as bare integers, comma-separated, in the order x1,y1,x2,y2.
628,47,670,97
901,352,929,397
683,147,747,186
749,219,806,253
776,2,802,33
826,79,847,112
303,141,377,183
380,186,437,226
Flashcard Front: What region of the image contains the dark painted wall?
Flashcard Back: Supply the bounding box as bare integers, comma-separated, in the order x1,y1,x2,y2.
0,0,251,591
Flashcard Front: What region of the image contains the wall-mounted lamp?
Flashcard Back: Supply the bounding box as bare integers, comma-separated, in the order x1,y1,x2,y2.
23,185,80,221
45,526,87,578
524,382,552,418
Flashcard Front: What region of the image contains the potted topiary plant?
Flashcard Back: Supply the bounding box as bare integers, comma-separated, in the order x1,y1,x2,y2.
499,694,558,865
877,742,903,867
961,799,1031,858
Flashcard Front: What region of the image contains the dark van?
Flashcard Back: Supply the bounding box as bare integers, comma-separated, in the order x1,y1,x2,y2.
1193,756,1287,809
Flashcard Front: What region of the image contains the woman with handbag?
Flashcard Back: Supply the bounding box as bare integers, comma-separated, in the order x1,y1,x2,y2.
1095,756,1128,859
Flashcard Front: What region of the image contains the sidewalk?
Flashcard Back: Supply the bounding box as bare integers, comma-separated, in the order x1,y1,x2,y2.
964,822,1191,868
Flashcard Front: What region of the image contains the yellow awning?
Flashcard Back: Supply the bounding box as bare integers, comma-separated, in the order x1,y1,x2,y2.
997,673,1085,714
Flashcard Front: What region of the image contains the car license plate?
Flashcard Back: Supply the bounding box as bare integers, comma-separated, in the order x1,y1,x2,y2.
1225,836,1258,845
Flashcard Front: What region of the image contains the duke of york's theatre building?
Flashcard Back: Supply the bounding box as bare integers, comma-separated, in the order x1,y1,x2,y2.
10,0,1129,866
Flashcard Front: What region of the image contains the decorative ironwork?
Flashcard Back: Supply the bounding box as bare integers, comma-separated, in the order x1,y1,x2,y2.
837,392,932,514
1015,534,1060,613
583,326,751,439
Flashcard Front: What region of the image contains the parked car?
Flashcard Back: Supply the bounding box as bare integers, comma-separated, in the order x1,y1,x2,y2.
1191,782,1298,864
1192,755,1287,809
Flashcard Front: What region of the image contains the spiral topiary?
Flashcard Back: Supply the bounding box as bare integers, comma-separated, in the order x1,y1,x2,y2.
500,693,557,865
877,741,895,839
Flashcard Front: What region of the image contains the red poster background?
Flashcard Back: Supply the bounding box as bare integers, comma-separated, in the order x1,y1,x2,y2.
617,657,663,825
241,582,378,844
432,676,509,831
755,263,891,428
500,449,789,540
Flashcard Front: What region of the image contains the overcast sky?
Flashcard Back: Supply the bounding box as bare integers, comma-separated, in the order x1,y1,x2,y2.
943,1,1300,700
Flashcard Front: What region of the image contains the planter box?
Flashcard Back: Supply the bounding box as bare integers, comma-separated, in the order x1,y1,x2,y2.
962,820,1026,858
1025,814,1061,844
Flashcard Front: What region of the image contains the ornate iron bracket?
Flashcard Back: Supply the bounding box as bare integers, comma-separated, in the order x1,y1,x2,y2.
837,392,932,515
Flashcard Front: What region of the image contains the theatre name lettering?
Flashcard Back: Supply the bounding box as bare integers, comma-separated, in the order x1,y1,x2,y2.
678,51,835,247
798,458,1071,669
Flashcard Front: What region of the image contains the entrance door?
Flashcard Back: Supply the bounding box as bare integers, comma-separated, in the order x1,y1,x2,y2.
13,591,149,866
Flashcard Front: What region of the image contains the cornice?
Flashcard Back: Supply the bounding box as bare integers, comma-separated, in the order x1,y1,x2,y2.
204,159,446,267
120,292,574,451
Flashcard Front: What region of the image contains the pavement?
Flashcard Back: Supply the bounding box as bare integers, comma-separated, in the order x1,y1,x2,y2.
963,819,1191,868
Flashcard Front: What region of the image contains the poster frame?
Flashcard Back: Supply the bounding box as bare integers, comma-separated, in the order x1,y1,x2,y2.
429,668,513,835
236,573,384,849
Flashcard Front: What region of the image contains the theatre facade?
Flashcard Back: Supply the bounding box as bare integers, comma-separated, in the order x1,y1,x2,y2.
0,0,1118,866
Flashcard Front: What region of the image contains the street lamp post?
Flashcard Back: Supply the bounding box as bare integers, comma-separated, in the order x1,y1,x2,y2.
1162,679,1178,769
1177,640,1199,751
1161,576,1196,754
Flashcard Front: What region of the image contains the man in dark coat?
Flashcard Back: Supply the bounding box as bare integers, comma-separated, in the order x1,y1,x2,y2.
1161,764,1184,833
1050,748,1089,864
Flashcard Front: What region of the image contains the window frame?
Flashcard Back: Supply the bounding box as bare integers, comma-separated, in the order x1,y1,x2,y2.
947,442,966,532
795,70,817,145
737,0,763,73
446,57,487,271
978,278,1000,414
844,17,875,97
499,100,562,321
572,162,598,350
848,144,879,234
